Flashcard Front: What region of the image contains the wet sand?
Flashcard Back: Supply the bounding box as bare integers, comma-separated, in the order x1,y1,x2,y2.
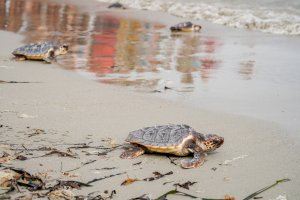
1,0,300,199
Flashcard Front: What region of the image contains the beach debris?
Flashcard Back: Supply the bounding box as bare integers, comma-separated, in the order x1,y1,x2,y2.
121,177,140,186
86,172,126,185
211,167,217,171
107,2,126,9
220,155,248,165
0,168,44,191
133,161,142,166
121,171,173,186
0,152,14,164
18,113,37,119
163,181,174,185
98,167,117,170
62,172,78,178
41,149,77,158
242,178,290,200
48,188,75,200
63,159,96,173
173,181,197,190
129,194,151,200
15,155,27,161
143,171,173,182
27,129,46,137
151,80,173,93
79,190,117,200
155,189,198,200
0,80,37,84
50,180,91,190
202,195,235,200
167,155,179,166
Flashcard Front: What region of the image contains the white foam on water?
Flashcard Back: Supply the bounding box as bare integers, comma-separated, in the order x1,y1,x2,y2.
98,0,300,35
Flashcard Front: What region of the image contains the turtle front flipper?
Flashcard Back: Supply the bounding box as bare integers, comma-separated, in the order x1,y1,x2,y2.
120,145,145,159
180,152,206,169
43,49,56,63
13,55,26,61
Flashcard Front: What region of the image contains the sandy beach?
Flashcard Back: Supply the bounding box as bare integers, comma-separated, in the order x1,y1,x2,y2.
1,0,300,199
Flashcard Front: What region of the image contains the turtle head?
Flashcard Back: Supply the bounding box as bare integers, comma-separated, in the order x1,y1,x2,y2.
202,134,224,152
55,44,68,55
193,25,202,32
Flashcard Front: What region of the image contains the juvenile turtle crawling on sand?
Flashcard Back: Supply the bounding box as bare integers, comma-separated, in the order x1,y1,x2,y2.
12,41,68,63
170,21,202,32
107,2,126,9
120,124,224,169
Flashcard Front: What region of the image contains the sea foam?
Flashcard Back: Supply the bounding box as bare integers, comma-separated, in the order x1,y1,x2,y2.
99,0,300,36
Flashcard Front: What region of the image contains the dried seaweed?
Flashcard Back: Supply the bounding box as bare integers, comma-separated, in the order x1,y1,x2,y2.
167,156,179,166
155,189,198,200
162,181,174,185
64,159,96,173
202,195,235,200
86,172,126,185
133,161,142,166
28,129,45,137
0,80,39,84
50,180,91,191
129,194,150,200
0,167,44,191
174,181,197,190
15,155,27,161
143,171,173,182
40,150,77,158
78,190,117,200
98,167,117,170
242,178,290,200
121,178,140,186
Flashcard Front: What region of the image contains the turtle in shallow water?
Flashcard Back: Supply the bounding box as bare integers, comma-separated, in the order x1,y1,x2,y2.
120,124,224,169
170,21,202,32
107,2,126,9
12,41,68,63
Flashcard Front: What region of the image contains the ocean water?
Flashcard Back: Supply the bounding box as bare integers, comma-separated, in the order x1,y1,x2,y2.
98,0,300,35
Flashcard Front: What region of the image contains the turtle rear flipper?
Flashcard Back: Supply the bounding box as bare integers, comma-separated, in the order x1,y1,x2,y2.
120,145,145,159
180,152,206,169
13,55,26,61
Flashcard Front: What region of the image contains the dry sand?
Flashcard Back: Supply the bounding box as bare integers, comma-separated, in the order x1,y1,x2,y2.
0,29,299,199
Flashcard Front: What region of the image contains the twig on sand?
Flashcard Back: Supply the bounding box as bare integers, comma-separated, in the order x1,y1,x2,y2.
202,178,290,200
167,156,179,166
0,80,40,84
155,189,198,200
86,172,126,185
242,178,290,200
63,159,96,173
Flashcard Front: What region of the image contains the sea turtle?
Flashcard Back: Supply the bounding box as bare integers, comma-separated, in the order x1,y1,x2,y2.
120,124,224,169
170,21,202,32
12,41,68,63
107,2,126,9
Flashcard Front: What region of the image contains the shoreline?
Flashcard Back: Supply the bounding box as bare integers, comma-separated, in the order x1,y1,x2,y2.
0,0,300,199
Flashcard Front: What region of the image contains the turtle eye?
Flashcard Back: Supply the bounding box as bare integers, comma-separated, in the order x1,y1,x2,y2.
62,45,68,51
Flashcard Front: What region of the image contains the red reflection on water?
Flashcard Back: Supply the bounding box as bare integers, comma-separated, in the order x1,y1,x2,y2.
0,0,222,89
